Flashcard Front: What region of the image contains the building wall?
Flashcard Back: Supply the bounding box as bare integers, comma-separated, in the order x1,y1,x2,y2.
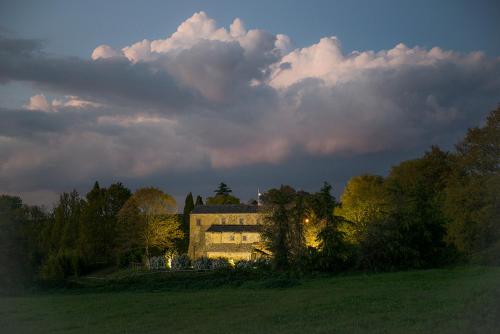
205,231,261,244
188,212,262,259
206,251,252,261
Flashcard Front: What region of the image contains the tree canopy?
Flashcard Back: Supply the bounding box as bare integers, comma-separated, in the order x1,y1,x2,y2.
206,182,240,205
117,187,183,265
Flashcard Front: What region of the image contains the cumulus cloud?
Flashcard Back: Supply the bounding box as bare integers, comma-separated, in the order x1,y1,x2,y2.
0,11,499,205
25,94,102,112
25,94,51,112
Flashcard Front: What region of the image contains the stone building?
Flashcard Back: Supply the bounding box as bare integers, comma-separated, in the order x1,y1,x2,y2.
188,204,269,260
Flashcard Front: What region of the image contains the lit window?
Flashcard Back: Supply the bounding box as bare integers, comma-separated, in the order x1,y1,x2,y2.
239,218,244,225
196,218,201,226
242,235,247,241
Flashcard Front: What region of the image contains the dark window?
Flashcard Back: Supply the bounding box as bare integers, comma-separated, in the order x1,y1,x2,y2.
221,217,226,224
196,218,201,226
239,218,244,225
242,235,247,241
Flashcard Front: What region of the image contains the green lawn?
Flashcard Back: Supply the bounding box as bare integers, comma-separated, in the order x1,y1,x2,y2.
1,266,499,333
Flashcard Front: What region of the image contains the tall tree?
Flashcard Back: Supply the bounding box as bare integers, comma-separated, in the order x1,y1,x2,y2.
78,182,131,267
195,195,204,206
117,188,183,265
261,186,307,270
310,183,352,271
0,195,27,287
206,182,240,205
179,192,195,253
335,175,387,243
214,182,232,196
444,106,500,259
183,192,195,216
360,146,452,269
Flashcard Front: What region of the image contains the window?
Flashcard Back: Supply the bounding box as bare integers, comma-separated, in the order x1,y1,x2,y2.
242,235,247,242
239,218,244,225
221,217,227,224
196,218,201,226
229,234,235,241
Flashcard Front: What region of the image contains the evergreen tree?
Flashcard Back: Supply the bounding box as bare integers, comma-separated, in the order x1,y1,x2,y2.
310,183,352,271
195,195,204,206
207,182,240,204
261,186,307,270
183,192,195,216
214,182,232,196
178,192,195,253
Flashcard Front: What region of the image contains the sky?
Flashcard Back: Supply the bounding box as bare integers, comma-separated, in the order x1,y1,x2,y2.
0,0,499,208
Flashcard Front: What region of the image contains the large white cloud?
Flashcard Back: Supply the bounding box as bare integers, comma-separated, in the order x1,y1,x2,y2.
1,11,499,204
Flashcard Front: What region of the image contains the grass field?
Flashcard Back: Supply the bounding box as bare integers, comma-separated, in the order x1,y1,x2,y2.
1,266,499,333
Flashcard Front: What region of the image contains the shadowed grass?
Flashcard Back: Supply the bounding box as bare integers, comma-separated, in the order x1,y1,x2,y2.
1,266,499,333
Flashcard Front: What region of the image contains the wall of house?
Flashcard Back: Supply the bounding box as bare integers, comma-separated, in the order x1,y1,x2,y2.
205,231,261,244
206,251,252,261
188,213,261,259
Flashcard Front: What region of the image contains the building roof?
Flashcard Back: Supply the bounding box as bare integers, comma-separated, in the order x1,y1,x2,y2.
191,204,259,214
206,224,262,233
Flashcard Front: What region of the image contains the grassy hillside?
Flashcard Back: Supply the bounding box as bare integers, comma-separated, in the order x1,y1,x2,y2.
1,266,499,333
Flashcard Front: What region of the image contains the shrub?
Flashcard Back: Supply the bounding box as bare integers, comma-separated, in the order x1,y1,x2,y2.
193,256,212,270
254,258,272,271
117,249,144,268
170,254,191,270
210,258,230,270
40,250,84,280
235,260,254,270
149,256,166,270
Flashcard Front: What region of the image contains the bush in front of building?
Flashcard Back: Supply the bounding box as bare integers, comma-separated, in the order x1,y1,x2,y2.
170,254,191,270
193,256,212,270
210,258,231,270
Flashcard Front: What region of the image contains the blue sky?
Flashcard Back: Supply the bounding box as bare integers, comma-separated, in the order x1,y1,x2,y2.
0,0,499,206
3,0,499,57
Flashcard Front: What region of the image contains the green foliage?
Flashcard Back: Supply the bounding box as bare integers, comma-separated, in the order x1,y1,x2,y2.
358,147,452,270
210,257,231,270
170,254,191,270
117,187,184,265
444,106,500,259
177,192,195,253
40,250,85,281
335,174,387,243
214,182,232,196
193,256,212,270
3,267,500,333
77,182,131,268
310,183,354,271
0,195,49,287
195,195,204,206
206,194,240,205
38,183,132,280
261,185,308,270
206,182,240,204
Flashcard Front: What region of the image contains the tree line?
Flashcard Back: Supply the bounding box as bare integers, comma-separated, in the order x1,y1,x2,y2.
0,184,190,285
0,106,498,286
260,106,499,271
